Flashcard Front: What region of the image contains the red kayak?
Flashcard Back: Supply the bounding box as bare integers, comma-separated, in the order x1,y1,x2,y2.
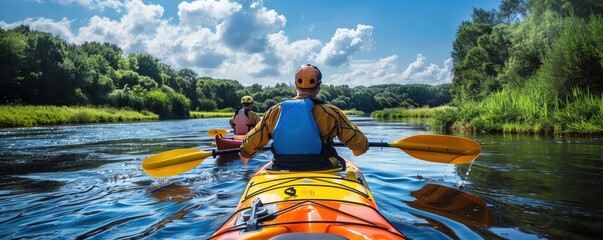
215,134,245,150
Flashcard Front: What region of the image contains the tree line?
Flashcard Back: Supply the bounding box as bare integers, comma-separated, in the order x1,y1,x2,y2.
0,26,451,119
442,0,602,134
451,0,602,102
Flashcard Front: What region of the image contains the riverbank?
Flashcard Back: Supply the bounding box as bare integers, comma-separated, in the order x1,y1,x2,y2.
6,100,600,135
370,93,602,136
431,88,603,135
343,109,364,115
1,106,363,128
371,107,450,119
189,111,233,118
0,106,159,128
189,109,363,119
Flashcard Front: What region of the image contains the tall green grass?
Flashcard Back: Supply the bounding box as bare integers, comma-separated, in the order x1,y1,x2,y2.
371,106,451,119
189,110,267,119
343,109,364,115
432,88,602,135
190,109,360,119
0,106,158,128
189,111,234,118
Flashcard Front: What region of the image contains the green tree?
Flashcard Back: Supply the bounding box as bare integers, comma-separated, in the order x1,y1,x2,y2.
498,0,527,24
537,16,603,96
0,27,27,102
80,42,122,70
197,98,218,111
133,53,163,86
351,87,379,112
20,31,75,105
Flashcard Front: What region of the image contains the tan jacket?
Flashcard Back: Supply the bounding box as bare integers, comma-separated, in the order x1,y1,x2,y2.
240,95,368,158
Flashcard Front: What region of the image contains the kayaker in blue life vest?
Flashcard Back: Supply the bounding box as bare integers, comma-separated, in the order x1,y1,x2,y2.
239,64,369,171
229,96,261,135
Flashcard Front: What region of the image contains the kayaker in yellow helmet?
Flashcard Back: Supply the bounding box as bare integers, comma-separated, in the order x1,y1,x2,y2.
229,96,261,135
239,64,368,170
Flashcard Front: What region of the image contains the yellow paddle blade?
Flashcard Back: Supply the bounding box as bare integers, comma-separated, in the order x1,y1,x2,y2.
142,148,212,178
208,128,230,138
392,134,481,164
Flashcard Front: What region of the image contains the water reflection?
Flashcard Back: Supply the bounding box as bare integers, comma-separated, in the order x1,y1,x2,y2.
1,118,602,239
148,183,194,204
408,183,497,227
465,134,603,239
214,153,240,166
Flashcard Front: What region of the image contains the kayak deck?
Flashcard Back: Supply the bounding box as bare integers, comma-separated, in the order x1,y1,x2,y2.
215,134,244,150
209,160,406,239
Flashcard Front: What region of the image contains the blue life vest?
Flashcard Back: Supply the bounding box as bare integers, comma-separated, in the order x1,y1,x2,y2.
272,98,323,155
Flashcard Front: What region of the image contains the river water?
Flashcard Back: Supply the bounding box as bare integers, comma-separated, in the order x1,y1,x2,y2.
1,116,601,239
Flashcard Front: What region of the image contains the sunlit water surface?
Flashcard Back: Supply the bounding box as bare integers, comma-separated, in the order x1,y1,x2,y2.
1,116,601,239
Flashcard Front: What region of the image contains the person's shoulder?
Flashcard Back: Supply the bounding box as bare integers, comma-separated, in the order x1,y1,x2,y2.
272,101,285,108
319,102,343,112
314,102,345,118
264,103,283,113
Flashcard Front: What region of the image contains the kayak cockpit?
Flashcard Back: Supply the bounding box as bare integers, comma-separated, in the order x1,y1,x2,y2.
209,160,406,239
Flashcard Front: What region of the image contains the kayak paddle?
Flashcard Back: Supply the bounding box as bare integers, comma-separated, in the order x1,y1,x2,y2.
335,134,481,164
208,128,230,138
142,134,481,178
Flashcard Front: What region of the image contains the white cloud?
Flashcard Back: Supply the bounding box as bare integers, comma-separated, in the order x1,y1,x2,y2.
328,54,453,87
401,54,453,85
317,24,373,67
267,31,322,74
0,17,75,42
53,0,123,11
178,0,242,28
329,55,399,86
2,0,451,87
216,1,286,53
121,0,164,35
74,0,166,54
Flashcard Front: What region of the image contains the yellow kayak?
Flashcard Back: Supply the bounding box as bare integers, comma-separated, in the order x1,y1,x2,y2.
208,159,406,239
141,134,483,238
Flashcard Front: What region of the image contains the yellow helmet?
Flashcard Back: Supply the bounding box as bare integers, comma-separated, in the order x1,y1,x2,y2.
295,64,322,89
241,95,254,104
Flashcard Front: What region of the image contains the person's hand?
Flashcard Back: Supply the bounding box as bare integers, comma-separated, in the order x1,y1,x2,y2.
238,152,250,165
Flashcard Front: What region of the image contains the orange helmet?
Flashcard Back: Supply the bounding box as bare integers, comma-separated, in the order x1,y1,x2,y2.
294,64,322,89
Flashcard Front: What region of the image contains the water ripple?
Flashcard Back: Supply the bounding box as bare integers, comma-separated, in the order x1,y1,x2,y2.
1,118,602,239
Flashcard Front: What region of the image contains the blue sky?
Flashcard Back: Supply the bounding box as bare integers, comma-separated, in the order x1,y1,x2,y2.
1,0,501,87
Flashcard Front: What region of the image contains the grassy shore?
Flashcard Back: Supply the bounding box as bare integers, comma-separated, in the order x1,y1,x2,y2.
189,111,234,118
431,88,603,135
0,105,158,128
190,110,269,119
190,109,364,118
371,106,450,119
191,108,364,118
343,109,364,115
1,105,363,128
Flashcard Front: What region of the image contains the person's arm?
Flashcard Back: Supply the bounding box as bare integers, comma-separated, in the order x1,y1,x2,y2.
332,107,369,156
240,106,280,158
250,112,261,127
229,117,235,129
